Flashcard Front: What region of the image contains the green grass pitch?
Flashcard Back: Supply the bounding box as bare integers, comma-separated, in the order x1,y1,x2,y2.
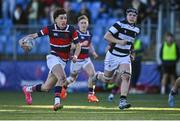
0,91,180,120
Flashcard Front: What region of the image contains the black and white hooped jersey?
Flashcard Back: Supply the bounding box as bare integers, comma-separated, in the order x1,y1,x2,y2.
108,20,140,57
77,30,92,59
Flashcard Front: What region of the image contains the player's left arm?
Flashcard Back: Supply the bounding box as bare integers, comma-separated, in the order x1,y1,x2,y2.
72,30,81,62
80,40,89,46
89,43,98,59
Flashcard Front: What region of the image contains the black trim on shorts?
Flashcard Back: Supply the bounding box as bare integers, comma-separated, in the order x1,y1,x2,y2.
50,52,68,63
109,51,129,57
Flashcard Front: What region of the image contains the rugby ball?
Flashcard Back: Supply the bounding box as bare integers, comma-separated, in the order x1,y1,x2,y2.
19,36,35,51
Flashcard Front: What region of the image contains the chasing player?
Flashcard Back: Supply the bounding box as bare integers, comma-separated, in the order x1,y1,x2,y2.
92,8,140,109
60,15,99,102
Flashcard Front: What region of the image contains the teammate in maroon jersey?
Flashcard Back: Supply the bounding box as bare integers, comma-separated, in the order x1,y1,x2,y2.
60,15,99,102
19,8,81,111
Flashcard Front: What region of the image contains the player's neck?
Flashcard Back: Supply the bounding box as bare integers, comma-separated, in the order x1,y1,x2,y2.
56,24,67,30
79,29,87,33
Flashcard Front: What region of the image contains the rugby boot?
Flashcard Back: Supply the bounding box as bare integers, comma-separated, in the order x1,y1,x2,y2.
23,86,32,105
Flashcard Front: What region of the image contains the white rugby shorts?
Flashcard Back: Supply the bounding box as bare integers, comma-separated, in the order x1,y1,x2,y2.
70,57,92,73
46,54,67,72
104,51,131,71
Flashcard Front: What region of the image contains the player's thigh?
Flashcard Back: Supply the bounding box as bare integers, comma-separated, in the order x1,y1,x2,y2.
104,70,115,78
83,59,96,77
52,64,66,80
70,61,81,75
118,64,131,73
46,54,66,72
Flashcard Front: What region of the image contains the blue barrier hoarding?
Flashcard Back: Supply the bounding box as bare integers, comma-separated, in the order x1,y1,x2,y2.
0,61,160,91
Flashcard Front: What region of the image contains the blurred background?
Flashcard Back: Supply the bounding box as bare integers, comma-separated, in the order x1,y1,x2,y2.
0,0,179,94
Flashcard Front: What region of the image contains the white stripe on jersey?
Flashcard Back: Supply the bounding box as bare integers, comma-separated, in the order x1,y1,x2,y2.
118,33,134,42
40,30,44,35
53,24,70,32
112,49,127,56
65,25,69,31
54,24,57,30
50,43,71,47
81,47,89,49
117,21,140,33
77,30,91,36
73,36,78,40
52,29,70,32
109,26,118,34
115,43,131,50
51,50,56,53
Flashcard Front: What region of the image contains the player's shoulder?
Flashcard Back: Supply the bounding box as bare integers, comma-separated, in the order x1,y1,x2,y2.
44,24,55,30
87,30,92,36
112,20,126,28
134,25,140,34
77,29,92,37
48,24,55,28
68,25,76,31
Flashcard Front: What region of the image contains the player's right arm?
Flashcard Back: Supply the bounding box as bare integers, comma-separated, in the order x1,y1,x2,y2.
25,26,49,39
26,33,38,39
104,32,127,45
19,26,49,51
71,29,81,63
104,22,127,46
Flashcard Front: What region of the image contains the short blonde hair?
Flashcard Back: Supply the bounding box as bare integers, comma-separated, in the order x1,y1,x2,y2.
78,15,89,22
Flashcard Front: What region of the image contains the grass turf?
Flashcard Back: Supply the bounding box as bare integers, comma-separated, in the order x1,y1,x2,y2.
0,91,180,120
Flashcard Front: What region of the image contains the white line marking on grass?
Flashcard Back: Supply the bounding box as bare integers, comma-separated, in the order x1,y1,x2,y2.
19,105,180,111
0,109,22,112
130,107,180,111
61,111,137,113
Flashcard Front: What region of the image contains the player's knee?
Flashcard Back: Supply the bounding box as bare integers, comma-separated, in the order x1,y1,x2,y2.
103,75,113,82
71,72,78,79
57,75,66,83
67,76,76,83
89,73,95,79
120,71,131,81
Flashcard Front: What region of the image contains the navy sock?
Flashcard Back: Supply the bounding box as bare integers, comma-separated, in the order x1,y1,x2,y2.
55,86,62,97
64,85,68,89
171,90,177,96
32,84,42,92
120,95,127,99
88,88,93,94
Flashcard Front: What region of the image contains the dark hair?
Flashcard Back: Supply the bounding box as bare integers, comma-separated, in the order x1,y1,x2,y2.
126,8,138,15
78,15,89,22
53,8,67,21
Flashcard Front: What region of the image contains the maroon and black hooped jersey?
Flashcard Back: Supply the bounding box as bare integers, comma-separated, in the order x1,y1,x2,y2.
37,24,79,61
77,30,92,59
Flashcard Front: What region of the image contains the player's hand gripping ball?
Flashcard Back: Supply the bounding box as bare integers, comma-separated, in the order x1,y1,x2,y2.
19,36,35,53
